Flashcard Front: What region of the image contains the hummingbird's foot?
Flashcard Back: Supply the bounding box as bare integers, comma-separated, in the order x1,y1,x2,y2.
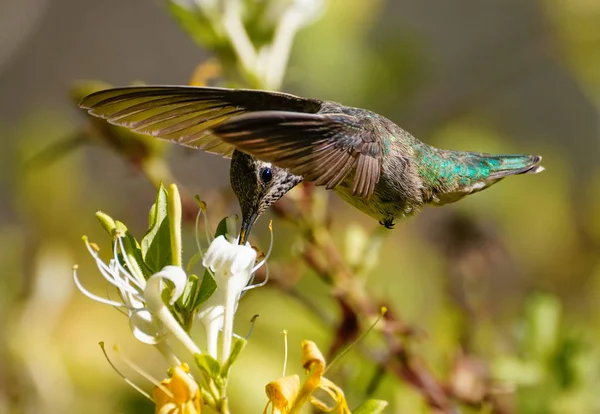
379,218,395,229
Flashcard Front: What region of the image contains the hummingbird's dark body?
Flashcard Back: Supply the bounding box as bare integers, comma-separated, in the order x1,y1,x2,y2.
80,86,543,241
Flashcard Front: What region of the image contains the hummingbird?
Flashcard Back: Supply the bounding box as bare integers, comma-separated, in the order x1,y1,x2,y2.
79,86,543,244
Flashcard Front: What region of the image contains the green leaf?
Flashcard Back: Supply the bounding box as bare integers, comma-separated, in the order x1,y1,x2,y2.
175,273,199,330
141,184,172,273
524,293,561,360
186,251,202,274
167,2,223,49
241,0,282,49
179,274,199,310
192,269,217,310
195,354,221,379
214,216,229,239
221,336,247,379
353,399,388,414
187,215,235,310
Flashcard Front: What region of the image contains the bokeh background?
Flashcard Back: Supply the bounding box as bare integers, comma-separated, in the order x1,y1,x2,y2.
0,0,599,413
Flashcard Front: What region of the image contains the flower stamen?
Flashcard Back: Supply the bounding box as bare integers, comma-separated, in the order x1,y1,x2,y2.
252,220,274,272
282,329,288,378
72,265,125,308
194,201,205,262
243,262,269,293
83,238,139,296
99,342,156,401
244,314,260,340
116,236,145,286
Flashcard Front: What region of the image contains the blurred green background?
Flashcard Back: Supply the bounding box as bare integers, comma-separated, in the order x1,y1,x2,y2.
0,0,598,413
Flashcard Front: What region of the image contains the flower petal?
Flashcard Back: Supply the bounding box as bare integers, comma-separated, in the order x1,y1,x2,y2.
202,235,257,277
264,375,300,413
147,266,187,306
310,377,351,413
202,236,230,271
154,364,202,414
145,266,201,355
301,340,326,375
129,308,165,345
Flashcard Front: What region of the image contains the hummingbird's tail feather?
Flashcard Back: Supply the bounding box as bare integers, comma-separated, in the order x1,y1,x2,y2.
485,154,544,178
423,151,544,205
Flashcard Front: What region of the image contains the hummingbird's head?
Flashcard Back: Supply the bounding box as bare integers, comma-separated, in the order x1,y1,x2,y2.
230,150,302,244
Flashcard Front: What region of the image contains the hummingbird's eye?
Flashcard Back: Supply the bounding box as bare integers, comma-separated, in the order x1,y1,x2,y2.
260,167,273,184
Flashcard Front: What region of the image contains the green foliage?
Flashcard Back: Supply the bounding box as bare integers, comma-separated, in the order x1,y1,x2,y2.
167,2,224,49
493,293,600,413
194,270,218,309
94,184,180,281
194,337,248,408
141,184,172,273
353,399,389,414
221,336,247,379
196,353,222,380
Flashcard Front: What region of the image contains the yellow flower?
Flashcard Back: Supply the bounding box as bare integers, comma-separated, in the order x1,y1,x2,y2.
154,364,202,414
264,341,351,414
265,375,301,412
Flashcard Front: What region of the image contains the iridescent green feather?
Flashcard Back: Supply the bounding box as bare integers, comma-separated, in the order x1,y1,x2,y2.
418,147,542,195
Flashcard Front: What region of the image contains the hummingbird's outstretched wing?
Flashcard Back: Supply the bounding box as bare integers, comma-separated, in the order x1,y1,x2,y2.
213,111,383,198
79,86,323,158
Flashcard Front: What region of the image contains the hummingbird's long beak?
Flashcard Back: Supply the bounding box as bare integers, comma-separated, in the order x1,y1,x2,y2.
238,212,258,245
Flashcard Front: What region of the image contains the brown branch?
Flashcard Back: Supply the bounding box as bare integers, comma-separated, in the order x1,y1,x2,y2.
269,187,508,413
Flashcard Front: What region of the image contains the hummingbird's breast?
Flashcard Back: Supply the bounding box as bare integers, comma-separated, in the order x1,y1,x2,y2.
333,145,425,222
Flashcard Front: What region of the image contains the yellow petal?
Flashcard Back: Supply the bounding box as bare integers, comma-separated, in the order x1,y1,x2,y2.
301,342,351,413
264,375,301,413
154,364,202,414
301,340,326,374
268,341,352,414
283,341,326,412
299,340,326,397
310,377,351,414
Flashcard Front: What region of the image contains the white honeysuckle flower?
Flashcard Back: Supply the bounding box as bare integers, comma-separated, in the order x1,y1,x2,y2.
199,235,257,363
287,0,325,26
145,266,202,355
197,231,272,363
261,0,325,89
76,206,272,367
73,236,196,355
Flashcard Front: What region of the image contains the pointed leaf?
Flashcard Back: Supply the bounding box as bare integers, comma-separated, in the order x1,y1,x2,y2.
179,274,199,310
175,273,200,330
214,216,229,239
221,336,247,379
141,184,173,273
353,399,388,414
143,184,167,242
195,354,221,379
186,251,202,274
192,269,217,310
147,199,158,229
